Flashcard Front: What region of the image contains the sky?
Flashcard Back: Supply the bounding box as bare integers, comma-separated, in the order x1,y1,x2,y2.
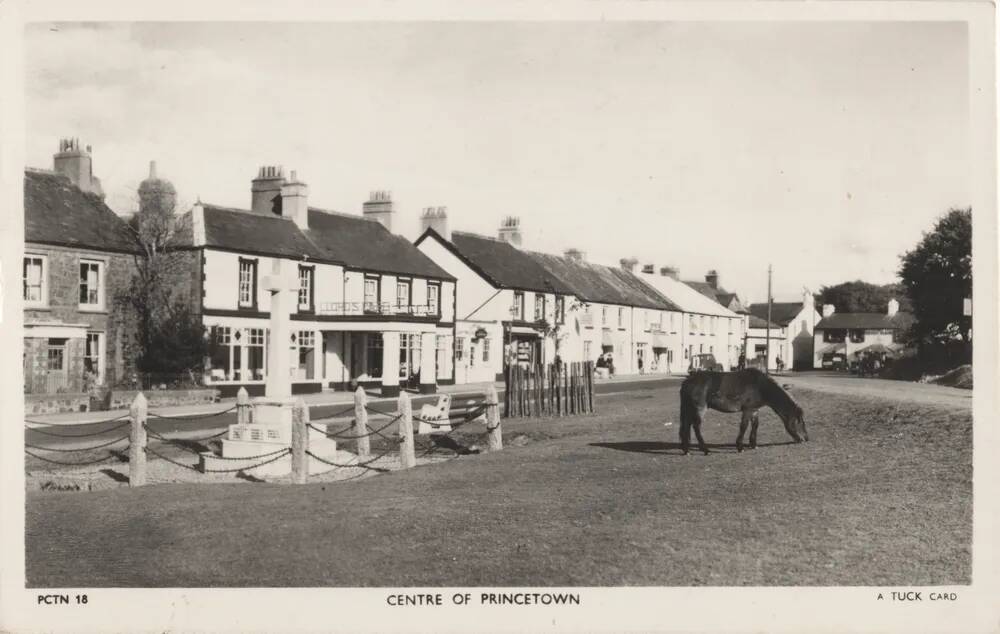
25,21,970,303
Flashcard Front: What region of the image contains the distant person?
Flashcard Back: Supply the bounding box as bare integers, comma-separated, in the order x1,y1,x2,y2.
738,352,746,370
607,355,616,377
596,355,607,370
637,355,644,374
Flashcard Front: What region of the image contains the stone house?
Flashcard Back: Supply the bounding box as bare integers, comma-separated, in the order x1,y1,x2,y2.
171,167,456,397
23,139,139,395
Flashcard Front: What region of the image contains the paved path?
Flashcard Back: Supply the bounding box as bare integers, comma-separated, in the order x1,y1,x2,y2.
780,373,972,409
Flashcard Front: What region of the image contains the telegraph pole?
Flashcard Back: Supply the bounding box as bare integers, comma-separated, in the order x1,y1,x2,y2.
764,264,773,375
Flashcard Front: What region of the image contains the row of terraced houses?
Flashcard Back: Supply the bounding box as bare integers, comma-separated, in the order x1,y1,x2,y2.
25,139,844,402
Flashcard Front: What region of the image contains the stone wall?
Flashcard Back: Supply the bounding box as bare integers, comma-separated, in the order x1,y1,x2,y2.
25,393,91,415
108,388,220,411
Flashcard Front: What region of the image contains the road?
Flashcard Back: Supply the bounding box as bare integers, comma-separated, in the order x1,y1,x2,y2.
26,376,682,450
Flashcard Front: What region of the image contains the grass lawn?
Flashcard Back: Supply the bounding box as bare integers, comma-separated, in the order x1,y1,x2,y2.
25,383,971,587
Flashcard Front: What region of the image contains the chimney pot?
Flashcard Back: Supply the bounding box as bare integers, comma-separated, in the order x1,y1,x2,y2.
660,266,679,280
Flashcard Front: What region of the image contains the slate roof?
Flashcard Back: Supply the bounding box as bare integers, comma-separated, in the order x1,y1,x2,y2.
190,204,453,280
815,313,902,330
526,252,679,311
24,170,138,253
200,204,330,261
685,279,747,312
748,315,783,329
748,302,805,326
639,272,741,318
441,231,573,293
305,208,452,280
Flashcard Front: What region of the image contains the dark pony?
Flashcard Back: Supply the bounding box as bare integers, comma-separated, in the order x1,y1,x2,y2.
679,368,808,455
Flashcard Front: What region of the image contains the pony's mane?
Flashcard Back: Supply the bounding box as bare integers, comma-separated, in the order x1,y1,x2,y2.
751,370,800,418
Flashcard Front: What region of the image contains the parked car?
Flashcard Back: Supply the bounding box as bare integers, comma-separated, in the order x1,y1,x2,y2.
688,353,724,374
821,352,847,371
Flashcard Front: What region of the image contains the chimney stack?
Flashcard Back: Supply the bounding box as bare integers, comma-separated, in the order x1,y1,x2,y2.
280,170,310,231
822,304,835,318
619,257,639,273
563,248,586,262
660,266,679,280
705,269,719,289
887,298,899,317
641,263,655,274
252,165,285,215
498,216,522,248
419,206,450,241
53,137,104,198
362,190,395,232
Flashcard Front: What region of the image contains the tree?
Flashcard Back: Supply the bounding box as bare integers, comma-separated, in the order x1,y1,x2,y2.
815,280,910,314
116,169,206,386
898,208,972,343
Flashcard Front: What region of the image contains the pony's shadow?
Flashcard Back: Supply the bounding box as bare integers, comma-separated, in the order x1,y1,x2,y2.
589,440,798,456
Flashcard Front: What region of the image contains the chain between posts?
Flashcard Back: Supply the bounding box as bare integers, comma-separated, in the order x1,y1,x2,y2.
144,445,291,473
26,420,132,438
26,435,130,453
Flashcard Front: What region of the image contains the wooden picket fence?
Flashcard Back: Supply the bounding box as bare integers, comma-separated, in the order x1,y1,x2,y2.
504,361,595,418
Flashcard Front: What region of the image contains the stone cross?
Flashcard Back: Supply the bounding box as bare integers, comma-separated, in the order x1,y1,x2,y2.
261,259,300,398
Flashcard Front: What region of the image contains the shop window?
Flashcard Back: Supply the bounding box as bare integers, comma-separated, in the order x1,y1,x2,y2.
365,333,383,378
400,333,421,379
296,331,315,380
483,338,491,363
247,328,265,380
